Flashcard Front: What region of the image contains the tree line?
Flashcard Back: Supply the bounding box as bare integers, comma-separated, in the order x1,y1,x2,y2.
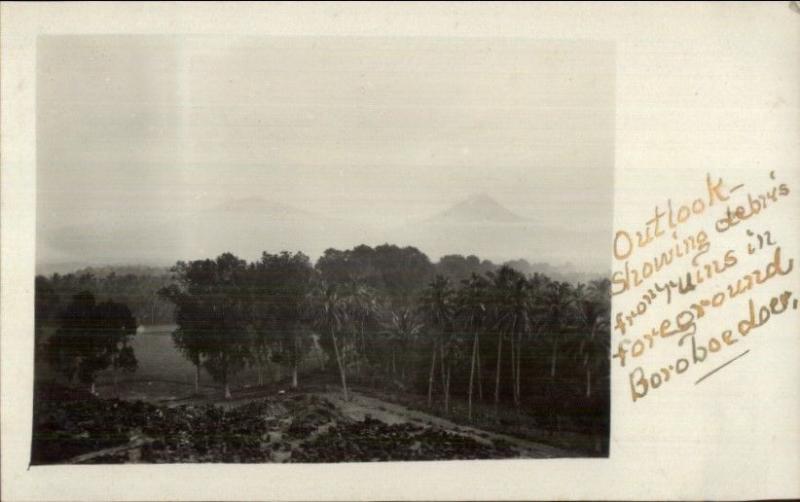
158,245,610,431
35,252,601,328
36,268,175,325
36,243,610,436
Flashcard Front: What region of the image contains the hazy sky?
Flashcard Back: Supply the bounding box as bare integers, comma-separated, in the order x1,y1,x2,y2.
37,36,614,259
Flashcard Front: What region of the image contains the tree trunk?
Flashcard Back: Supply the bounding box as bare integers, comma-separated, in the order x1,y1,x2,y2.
516,333,522,406
468,331,478,421
509,332,517,406
194,363,200,394
330,329,349,401
224,382,232,400
360,321,367,366
494,333,503,408
512,332,522,407
90,381,96,396
545,335,560,431
257,362,264,386
354,336,361,377
427,341,437,407
439,340,446,394
292,364,299,389
444,364,451,414
476,341,483,401
585,323,596,399
586,367,592,398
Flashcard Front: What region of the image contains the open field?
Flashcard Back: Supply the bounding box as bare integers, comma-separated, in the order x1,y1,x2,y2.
92,325,314,400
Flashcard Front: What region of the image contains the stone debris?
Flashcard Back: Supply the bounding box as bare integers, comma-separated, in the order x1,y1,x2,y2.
32,390,518,464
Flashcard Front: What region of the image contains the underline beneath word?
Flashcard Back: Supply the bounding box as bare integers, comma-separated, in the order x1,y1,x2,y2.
695,349,751,385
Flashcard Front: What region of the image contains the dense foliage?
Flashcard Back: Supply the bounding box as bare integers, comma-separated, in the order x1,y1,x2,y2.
152,245,609,443
44,292,138,392
35,244,610,446
36,267,175,325
34,256,598,327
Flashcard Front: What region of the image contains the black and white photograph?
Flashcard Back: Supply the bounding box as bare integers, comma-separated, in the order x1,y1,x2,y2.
31,35,615,464
4,3,800,501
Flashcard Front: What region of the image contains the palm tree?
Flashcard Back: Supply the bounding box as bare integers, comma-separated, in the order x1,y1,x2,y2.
304,280,351,401
456,273,489,421
418,275,454,408
543,281,576,381
384,307,422,381
248,324,272,386
575,280,611,399
587,278,611,301
341,280,378,377
485,270,505,410
490,267,534,409
539,280,576,431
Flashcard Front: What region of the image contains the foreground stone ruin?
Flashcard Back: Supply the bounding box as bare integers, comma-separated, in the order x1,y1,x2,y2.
32,389,521,464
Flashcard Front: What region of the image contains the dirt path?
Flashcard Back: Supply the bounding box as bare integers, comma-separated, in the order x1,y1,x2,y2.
180,385,577,458
63,435,154,464
318,390,572,458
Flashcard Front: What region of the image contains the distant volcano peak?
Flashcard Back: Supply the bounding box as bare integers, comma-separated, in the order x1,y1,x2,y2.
427,193,528,224
465,192,495,203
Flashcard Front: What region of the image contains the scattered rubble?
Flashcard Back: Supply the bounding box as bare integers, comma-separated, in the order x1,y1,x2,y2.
32,387,520,464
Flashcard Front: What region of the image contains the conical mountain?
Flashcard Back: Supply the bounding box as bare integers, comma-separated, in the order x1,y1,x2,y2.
425,193,528,224
390,193,608,270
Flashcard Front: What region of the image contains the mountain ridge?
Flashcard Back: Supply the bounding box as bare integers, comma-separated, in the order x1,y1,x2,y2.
38,193,609,273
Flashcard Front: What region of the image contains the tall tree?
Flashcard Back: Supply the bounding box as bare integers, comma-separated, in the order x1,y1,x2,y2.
341,280,379,377
489,266,533,409
384,307,422,382
249,251,314,388
46,291,138,394
169,312,206,394
305,280,351,400
160,253,250,399
540,280,576,431
418,275,454,409
455,273,489,421
574,280,610,399
543,281,576,381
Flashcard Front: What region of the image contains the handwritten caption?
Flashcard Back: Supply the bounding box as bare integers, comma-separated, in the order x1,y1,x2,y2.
611,171,796,401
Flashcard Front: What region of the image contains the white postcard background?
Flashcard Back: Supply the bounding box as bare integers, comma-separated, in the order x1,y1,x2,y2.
2,2,799,501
